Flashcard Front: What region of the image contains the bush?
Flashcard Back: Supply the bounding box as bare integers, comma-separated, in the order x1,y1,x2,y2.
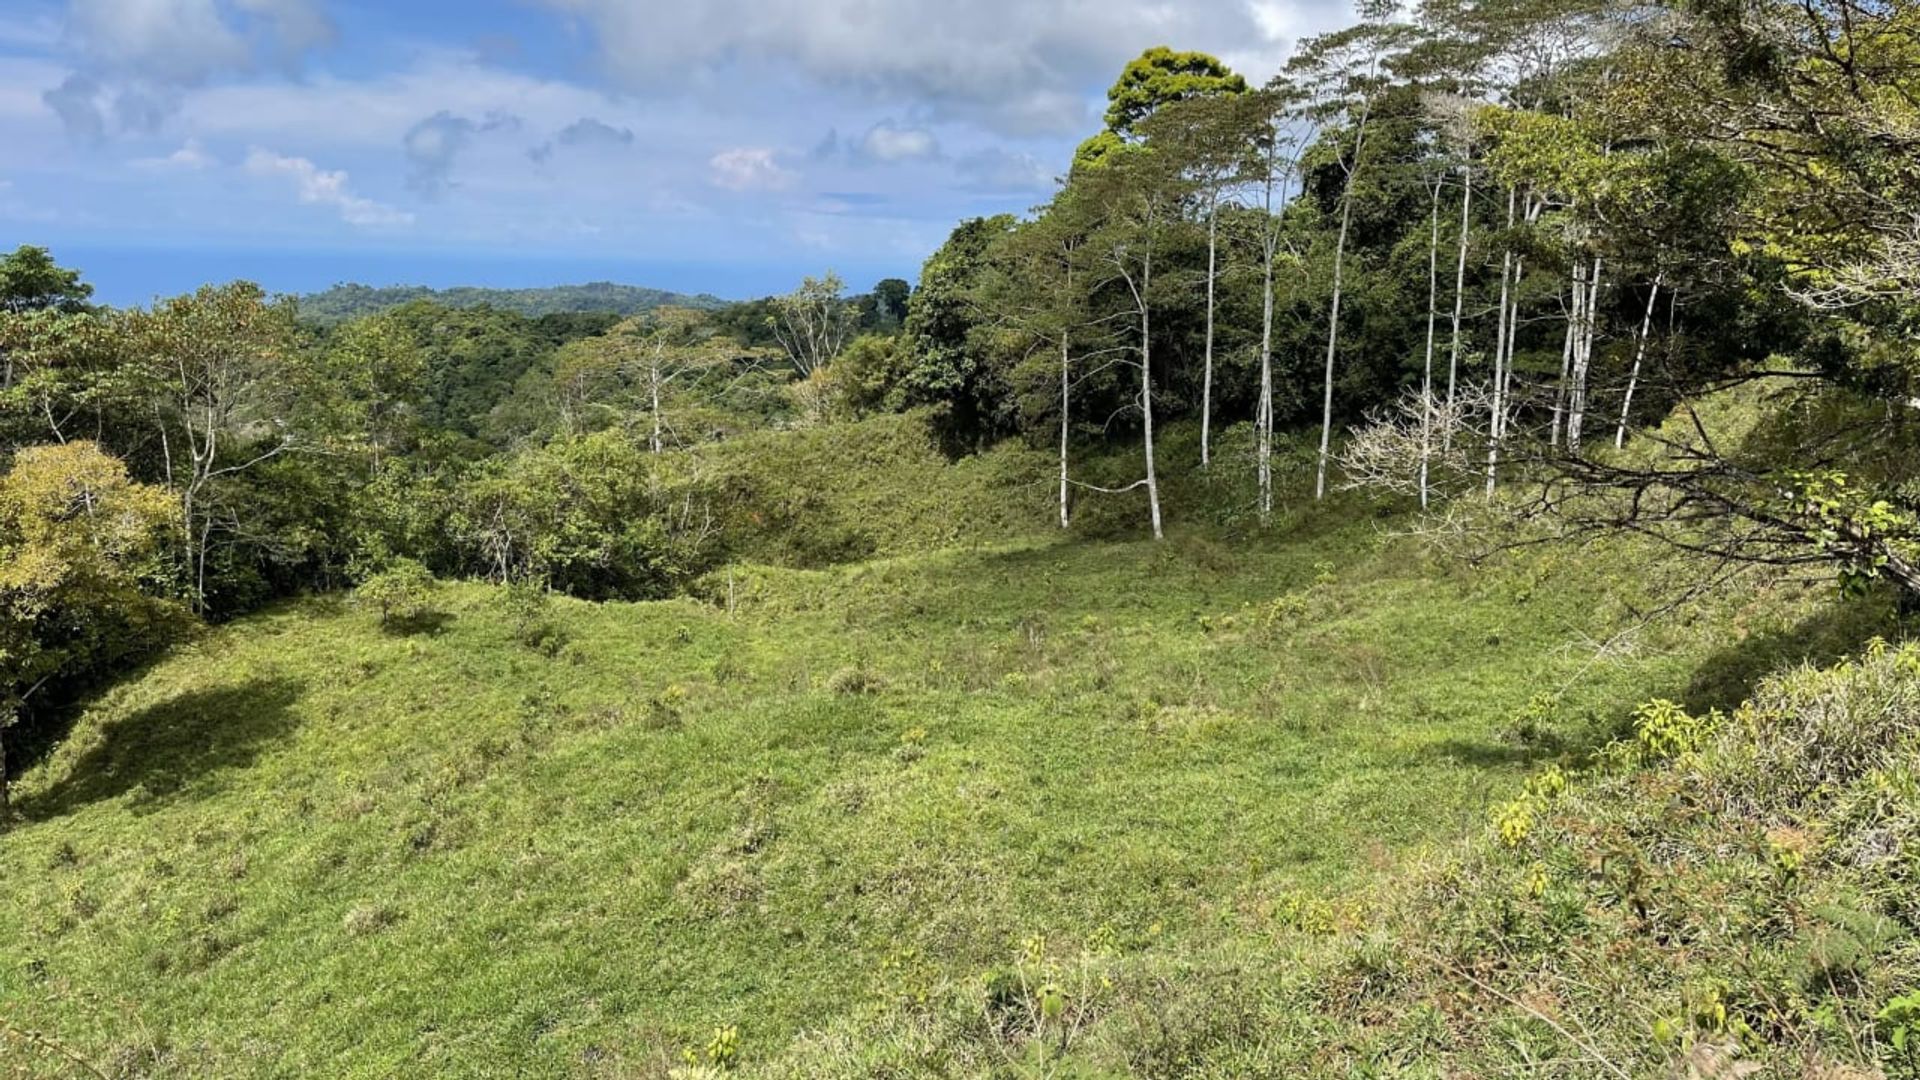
501,578,565,655
452,430,723,601
355,559,437,629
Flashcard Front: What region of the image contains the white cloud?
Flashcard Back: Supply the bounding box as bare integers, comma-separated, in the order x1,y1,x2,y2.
244,147,411,227
539,0,1339,135
44,0,334,136
132,136,213,169
860,121,939,163
708,146,794,192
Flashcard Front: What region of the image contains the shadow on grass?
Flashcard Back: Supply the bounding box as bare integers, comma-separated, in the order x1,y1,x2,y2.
22,677,305,820
1422,593,1909,773
1428,734,1570,770
1679,592,1910,715
381,610,454,637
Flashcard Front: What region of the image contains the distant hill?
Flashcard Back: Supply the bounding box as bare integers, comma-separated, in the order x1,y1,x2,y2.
295,281,732,322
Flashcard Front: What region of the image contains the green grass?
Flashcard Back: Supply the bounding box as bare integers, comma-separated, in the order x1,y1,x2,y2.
0,492,1876,1077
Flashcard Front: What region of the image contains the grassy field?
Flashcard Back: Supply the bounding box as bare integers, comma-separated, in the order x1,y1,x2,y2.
0,488,1880,1077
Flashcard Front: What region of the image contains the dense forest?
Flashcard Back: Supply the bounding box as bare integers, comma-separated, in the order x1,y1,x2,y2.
5,0,1920,1076
294,282,733,324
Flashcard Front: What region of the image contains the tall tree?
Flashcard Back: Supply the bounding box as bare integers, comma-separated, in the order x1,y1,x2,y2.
975,193,1103,529
1139,87,1257,468
1076,47,1249,167
1291,7,1412,499
0,247,94,394
122,283,303,612
899,216,1021,447
1249,82,1317,523
1073,143,1193,540
0,442,178,816
771,273,855,378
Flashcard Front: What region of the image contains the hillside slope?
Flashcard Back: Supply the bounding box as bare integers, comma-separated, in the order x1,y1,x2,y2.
0,498,1876,1077
295,282,731,323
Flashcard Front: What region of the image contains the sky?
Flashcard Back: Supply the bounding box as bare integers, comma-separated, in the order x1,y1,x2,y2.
0,0,1355,306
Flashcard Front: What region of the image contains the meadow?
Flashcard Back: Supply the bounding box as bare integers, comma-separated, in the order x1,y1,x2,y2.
0,476,1871,1077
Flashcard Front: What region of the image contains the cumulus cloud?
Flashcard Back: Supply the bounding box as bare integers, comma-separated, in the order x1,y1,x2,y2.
403,109,519,197
132,137,214,169
528,115,634,163
539,0,1303,134
44,0,335,137
954,147,1057,194
860,121,939,163
244,147,411,227
708,146,794,192
812,121,941,167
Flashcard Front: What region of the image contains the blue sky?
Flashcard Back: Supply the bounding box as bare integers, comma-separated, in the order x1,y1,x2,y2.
0,0,1351,305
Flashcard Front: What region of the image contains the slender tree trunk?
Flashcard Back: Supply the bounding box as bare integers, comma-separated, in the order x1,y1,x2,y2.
1317,92,1373,502
1142,254,1163,541
1258,247,1276,524
0,724,10,820
1201,195,1218,468
1567,255,1603,453
1316,180,1356,501
1551,262,1582,448
649,359,664,454
1502,255,1525,409
1059,330,1071,529
1420,177,1442,509
1485,188,1517,497
1257,165,1288,526
1615,272,1663,449
1444,164,1472,451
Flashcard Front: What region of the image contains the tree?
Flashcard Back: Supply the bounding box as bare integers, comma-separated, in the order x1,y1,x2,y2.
1439,1,1920,601
1076,47,1248,168
899,216,1021,447
1073,142,1192,540
0,247,94,395
0,442,179,816
974,190,1107,529
1291,8,1414,499
1139,87,1257,468
355,558,437,629
319,312,426,472
1248,82,1318,523
0,306,124,447
122,283,303,612
0,246,93,317
860,278,912,332
771,273,856,378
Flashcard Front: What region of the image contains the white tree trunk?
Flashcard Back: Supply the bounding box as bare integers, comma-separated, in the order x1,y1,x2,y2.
1551,262,1583,449
1419,177,1441,509
649,356,664,454
1142,253,1163,541
1316,180,1356,501
1444,164,1472,452
1567,255,1604,452
1059,330,1071,529
1484,188,1517,497
1201,196,1218,468
1614,272,1663,449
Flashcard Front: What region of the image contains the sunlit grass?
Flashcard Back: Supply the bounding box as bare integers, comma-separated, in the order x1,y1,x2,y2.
0,497,1860,1076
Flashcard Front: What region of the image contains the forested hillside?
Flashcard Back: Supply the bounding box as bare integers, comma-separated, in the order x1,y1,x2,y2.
4,0,1920,1076
295,282,731,323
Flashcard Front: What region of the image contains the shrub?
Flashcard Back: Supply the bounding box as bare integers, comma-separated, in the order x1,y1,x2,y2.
826,665,885,695
501,578,565,654
355,559,437,629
